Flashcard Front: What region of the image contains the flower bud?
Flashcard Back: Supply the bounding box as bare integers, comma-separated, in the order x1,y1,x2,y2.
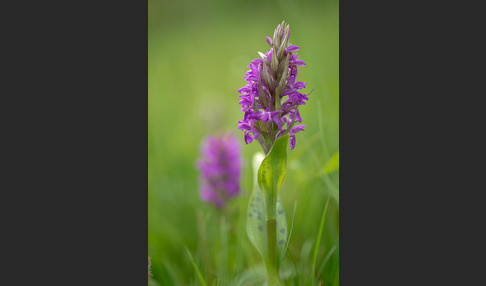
271,49,279,75
278,54,289,77
261,64,274,91
266,36,273,46
258,51,270,67
275,71,288,99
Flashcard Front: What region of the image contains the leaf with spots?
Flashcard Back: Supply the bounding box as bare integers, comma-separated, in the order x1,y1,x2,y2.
246,153,288,262
276,198,288,261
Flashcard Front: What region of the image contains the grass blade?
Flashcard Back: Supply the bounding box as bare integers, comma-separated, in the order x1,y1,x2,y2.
311,197,330,286
282,200,297,261
316,245,337,279
319,151,339,176
185,246,208,286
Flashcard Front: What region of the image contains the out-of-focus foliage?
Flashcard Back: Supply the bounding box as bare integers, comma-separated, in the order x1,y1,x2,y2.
148,0,338,285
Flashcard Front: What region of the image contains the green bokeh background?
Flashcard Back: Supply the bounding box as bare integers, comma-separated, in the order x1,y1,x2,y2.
149,0,339,285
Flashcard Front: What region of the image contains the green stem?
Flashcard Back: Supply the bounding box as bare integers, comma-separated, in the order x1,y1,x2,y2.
265,195,281,285
267,218,277,269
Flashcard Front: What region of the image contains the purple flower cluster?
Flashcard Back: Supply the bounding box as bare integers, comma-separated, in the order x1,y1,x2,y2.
237,21,308,153
197,132,241,208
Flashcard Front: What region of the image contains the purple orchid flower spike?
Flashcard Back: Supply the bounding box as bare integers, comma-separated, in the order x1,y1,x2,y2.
197,132,242,208
236,20,309,153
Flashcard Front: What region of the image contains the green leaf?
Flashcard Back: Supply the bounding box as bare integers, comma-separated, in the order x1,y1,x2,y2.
246,152,288,262
258,135,289,203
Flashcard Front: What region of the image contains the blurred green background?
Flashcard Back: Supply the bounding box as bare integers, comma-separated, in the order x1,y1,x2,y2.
148,0,338,285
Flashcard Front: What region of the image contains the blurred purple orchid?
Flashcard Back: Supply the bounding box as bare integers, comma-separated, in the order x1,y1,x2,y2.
197,132,241,207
